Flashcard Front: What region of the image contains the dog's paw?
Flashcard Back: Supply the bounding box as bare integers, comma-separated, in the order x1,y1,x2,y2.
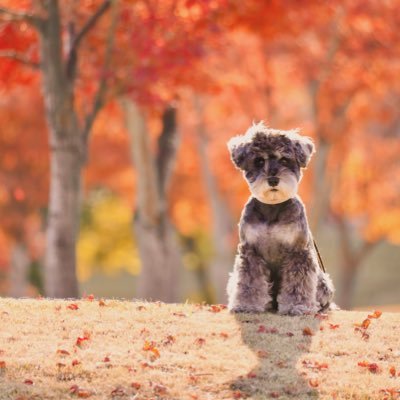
278,303,318,316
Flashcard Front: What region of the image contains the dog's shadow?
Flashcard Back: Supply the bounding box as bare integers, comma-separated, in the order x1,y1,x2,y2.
229,312,321,399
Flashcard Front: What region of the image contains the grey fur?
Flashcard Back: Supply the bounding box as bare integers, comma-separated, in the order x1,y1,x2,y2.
227,122,335,315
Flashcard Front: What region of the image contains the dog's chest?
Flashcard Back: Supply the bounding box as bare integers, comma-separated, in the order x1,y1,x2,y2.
242,222,303,260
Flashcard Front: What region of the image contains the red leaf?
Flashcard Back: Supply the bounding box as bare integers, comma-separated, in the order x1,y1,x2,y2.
131,382,141,390
358,361,370,367
103,356,110,362
257,325,266,333
67,303,79,310
208,305,222,313
77,389,93,398
368,310,382,319
23,379,33,385
57,349,70,356
98,299,106,307
329,323,340,330
72,359,81,366
247,372,257,378
302,327,314,336
194,338,206,347
389,366,396,377
368,363,380,374
153,384,168,395
362,319,371,329
0,361,5,369
270,392,280,398
232,391,244,399
220,332,229,339
110,387,125,396
84,294,95,301
309,379,319,388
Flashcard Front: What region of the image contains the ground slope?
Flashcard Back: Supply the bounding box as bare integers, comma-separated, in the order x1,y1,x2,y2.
0,298,399,400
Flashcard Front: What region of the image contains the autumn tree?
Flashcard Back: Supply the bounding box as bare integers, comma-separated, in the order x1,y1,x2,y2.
0,0,117,297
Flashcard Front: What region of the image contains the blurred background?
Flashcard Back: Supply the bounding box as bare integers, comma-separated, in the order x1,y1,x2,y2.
0,0,399,309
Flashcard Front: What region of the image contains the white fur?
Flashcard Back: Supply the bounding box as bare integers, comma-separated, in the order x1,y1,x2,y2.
248,171,298,205
243,222,300,246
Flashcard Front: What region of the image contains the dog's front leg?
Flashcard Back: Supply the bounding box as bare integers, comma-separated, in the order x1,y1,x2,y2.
277,249,319,316
227,243,272,313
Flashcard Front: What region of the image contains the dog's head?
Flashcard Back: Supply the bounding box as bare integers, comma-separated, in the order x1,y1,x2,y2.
228,122,315,204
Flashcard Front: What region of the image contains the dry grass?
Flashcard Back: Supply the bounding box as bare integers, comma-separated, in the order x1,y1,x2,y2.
0,298,399,400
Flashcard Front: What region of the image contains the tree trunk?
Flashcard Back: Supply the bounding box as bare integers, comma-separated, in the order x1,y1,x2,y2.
194,97,234,303
122,99,181,302
39,1,82,298
44,147,81,297
9,242,29,298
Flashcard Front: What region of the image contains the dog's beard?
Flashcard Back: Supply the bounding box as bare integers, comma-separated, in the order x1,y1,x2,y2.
248,172,298,204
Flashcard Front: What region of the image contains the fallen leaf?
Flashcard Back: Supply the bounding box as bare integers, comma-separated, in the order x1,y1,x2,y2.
0,361,5,369
72,359,81,366
389,366,396,377
98,299,106,307
131,382,141,390
368,310,382,319
257,325,266,333
110,387,125,396
358,361,369,367
309,379,319,388
315,313,328,320
220,332,229,339
247,372,257,378
67,303,79,310
57,349,70,356
83,294,95,301
303,327,314,336
153,384,167,395
232,391,244,399
23,379,33,385
70,385,93,398
368,363,380,374
362,319,371,329
329,323,340,330
77,389,93,398
142,341,160,359
286,332,294,337
208,305,222,313
194,338,206,347
56,362,66,368
270,392,280,398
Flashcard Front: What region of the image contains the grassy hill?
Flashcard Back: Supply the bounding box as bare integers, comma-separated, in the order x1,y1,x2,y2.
0,298,399,400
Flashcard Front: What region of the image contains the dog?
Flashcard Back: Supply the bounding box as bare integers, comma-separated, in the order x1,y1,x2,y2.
226,122,334,315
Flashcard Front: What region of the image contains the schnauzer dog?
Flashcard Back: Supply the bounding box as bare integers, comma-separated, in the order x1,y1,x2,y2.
227,122,334,315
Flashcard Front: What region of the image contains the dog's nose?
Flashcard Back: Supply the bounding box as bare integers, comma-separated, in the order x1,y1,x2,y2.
267,177,279,187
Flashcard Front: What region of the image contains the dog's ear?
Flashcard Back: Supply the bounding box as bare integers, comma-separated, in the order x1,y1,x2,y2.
227,136,249,170
294,136,315,168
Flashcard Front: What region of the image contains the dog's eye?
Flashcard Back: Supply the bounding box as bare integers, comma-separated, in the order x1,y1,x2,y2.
254,157,265,169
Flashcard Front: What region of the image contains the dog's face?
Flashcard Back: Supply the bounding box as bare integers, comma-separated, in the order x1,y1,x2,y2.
228,123,315,205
